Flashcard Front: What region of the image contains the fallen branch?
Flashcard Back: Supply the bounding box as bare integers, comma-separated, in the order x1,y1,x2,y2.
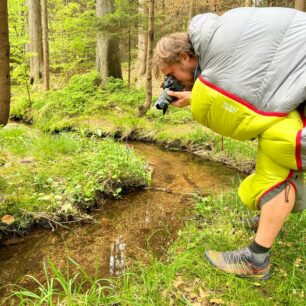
145,187,210,198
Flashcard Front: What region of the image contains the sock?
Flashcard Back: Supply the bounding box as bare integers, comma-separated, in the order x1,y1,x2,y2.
248,240,270,265
249,240,271,254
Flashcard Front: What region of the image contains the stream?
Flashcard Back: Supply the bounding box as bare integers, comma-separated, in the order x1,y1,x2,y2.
0,142,241,296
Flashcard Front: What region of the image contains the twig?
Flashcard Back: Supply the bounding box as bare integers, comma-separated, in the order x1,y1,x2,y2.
145,187,210,198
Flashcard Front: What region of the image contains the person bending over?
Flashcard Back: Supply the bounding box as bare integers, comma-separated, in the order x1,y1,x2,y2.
153,6,306,280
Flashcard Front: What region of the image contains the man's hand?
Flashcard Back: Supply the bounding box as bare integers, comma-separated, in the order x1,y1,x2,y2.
168,91,191,107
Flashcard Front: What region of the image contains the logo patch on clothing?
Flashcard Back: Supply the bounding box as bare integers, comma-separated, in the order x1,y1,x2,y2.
223,102,237,113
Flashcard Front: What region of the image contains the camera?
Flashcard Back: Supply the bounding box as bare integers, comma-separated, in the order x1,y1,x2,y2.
155,76,184,114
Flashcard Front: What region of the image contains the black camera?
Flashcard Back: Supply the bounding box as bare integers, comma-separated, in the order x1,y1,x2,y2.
155,76,184,114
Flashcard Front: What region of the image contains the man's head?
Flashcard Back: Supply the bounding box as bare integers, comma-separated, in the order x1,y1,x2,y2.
153,32,198,90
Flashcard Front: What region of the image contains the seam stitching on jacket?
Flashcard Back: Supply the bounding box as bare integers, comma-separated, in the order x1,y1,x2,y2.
255,10,296,108
223,8,257,83
199,15,220,62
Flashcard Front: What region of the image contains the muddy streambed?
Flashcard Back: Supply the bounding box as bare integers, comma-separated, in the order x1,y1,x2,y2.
0,142,241,296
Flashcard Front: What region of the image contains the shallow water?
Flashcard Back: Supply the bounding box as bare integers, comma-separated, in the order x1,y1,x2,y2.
0,142,241,295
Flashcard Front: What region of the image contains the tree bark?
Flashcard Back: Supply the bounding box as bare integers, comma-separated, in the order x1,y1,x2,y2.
0,0,10,126
245,0,252,6
128,29,131,88
295,0,304,11
138,0,154,117
136,0,148,85
28,0,43,84
41,0,50,91
96,0,122,88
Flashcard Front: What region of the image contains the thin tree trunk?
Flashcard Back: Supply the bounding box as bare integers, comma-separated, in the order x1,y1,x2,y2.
28,0,43,84
295,0,304,11
0,0,10,126
128,29,131,88
136,0,148,85
138,0,154,117
41,0,50,91
96,0,122,88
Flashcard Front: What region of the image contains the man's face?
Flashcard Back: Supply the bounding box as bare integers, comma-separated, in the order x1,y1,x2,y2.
160,54,197,90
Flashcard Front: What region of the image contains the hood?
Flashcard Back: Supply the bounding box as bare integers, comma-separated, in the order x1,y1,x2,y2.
188,13,220,60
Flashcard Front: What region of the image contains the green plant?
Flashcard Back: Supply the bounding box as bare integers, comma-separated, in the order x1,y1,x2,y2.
0,126,150,235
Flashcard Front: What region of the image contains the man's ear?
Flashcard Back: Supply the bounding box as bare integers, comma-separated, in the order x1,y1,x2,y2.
179,52,190,62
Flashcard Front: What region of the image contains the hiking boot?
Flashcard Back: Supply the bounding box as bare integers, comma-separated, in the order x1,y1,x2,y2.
241,215,260,231
205,247,271,280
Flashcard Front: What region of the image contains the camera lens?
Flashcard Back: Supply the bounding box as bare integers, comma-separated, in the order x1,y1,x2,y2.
154,99,167,110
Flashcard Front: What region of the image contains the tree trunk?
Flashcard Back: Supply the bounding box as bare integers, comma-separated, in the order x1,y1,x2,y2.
96,0,122,88
28,0,43,84
136,0,148,86
295,0,304,11
245,0,252,6
41,0,50,91
128,29,131,88
0,0,10,126
138,0,154,117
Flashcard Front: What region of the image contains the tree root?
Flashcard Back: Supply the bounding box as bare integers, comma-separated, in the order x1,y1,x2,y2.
19,209,93,231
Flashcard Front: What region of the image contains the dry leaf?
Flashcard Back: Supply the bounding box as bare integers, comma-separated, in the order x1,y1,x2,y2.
199,287,211,299
161,289,168,298
183,287,192,293
190,293,198,299
173,275,186,289
253,282,261,287
210,298,225,305
1,215,15,225
294,257,302,267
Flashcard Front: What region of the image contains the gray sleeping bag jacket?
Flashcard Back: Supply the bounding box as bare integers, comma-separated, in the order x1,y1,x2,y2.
189,7,306,170
189,7,306,113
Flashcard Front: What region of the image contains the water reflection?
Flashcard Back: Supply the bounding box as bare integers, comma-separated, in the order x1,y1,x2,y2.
109,236,126,276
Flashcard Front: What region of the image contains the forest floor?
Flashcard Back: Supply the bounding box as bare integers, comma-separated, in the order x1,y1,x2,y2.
2,71,305,305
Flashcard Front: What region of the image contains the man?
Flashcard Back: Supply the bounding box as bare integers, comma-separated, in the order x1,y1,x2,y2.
153,7,306,280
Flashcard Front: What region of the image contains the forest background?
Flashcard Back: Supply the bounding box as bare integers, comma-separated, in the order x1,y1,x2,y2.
4,0,306,113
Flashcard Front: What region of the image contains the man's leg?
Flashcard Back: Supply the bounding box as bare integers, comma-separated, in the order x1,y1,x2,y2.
205,187,295,280
255,185,295,248
205,124,300,279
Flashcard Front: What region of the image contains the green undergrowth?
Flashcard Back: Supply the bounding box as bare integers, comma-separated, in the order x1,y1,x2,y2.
10,73,147,132
10,72,257,173
0,124,150,239
10,192,306,305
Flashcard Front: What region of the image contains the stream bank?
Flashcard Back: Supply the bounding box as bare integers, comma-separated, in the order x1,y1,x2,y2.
0,141,241,299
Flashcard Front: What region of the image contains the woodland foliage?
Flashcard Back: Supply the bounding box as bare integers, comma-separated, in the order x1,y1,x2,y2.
8,0,304,87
